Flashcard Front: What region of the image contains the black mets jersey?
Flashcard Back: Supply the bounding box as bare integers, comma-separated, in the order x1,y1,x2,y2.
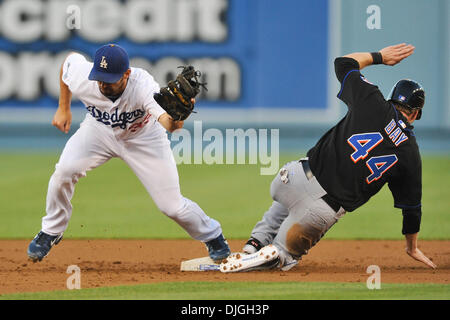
307,57,422,231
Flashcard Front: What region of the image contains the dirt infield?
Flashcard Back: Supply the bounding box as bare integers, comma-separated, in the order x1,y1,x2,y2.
0,239,449,294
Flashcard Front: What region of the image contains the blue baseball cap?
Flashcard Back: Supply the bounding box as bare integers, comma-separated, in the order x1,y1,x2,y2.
88,44,129,83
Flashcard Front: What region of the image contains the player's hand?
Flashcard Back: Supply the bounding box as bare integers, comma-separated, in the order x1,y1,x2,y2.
52,107,72,133
406,247,437,269
404,233,436,269
379,43,415,66
158,112,184,133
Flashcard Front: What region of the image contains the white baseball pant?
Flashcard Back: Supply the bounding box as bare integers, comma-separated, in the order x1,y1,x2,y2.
41,118,222,242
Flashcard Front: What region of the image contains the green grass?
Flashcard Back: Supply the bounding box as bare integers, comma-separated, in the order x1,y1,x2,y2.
0,153,449,240
1,281,448,300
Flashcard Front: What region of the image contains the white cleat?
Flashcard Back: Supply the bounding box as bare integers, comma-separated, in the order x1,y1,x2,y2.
220,245,280,273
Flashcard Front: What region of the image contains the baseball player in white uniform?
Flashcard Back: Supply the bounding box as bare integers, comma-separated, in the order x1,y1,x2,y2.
27,44,231,262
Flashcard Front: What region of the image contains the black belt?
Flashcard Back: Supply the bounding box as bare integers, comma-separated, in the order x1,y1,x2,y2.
299,159,342,213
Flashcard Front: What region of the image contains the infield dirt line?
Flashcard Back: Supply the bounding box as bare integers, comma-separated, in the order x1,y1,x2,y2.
0,239,449,294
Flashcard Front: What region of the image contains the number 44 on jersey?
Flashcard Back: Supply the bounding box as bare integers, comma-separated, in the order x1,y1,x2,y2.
347,132,398,184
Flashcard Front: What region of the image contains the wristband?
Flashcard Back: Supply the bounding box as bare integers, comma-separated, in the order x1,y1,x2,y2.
371,52,383,65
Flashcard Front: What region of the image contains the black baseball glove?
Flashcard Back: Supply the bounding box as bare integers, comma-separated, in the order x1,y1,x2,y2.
154,66,207,121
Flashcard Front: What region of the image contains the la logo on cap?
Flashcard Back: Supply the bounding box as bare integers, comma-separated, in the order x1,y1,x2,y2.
100,56,108,69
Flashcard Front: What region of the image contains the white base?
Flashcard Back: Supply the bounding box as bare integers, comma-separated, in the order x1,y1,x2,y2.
180,256,220,271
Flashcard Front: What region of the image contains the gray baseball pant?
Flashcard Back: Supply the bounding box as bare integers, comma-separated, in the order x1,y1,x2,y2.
249,159,346,267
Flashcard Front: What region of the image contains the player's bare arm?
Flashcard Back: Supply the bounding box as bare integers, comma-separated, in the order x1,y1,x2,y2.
343,43,415,70
52,58,73,134
158,113,184,132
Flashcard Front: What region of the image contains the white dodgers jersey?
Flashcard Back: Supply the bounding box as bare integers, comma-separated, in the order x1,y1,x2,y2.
62,52,166,139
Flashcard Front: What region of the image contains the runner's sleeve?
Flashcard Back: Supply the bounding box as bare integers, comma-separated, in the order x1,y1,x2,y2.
334,57,384,110
387,151,422,234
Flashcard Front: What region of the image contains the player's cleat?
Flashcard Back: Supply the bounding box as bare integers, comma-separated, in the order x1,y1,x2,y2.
242,237,263,254
27,231,63,262
220,244,280,273
205,234,231,262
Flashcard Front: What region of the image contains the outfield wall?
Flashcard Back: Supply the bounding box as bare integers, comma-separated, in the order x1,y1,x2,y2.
338,0,450,130
0,0,448,151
